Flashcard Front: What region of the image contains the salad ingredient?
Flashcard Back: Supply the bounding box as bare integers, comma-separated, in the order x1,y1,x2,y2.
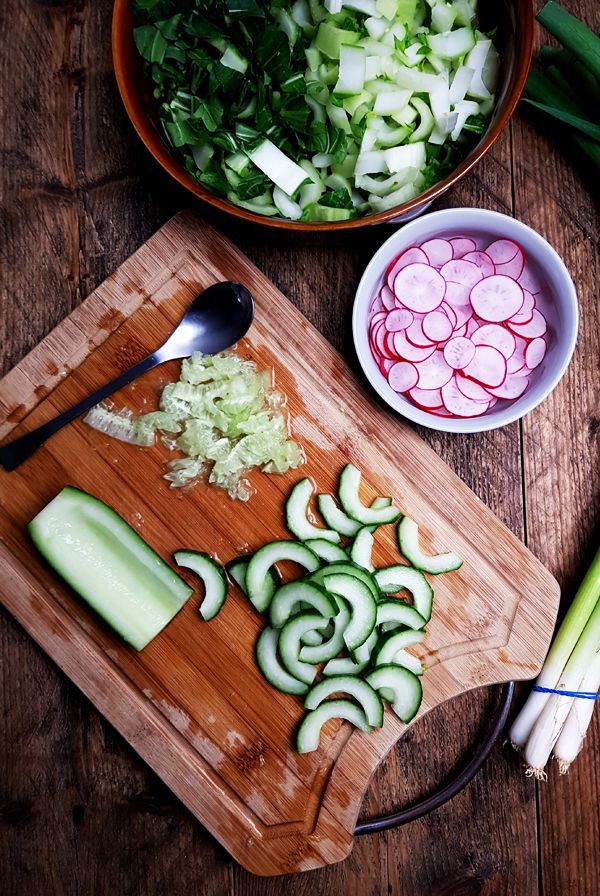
28,487,192,650
398,517,463,574
174,550,228,621
323,572,377,651
374,564,433,620
256,626,310,695
296,700,372,753
245,540,321,611
304,675,384,727
338,463,400,524
286,477,341,542
365,664,423,722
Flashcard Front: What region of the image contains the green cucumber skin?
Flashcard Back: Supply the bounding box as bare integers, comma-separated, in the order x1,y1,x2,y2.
173,550,228,621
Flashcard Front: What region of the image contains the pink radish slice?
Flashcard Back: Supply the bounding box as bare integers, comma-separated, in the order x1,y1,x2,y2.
450,237,476,258
525,337,547,369
487,398,498,409
414,350,453,389
452,303,474,329
465,317,481,337
392,331,437,362
406,319,436,348
409,386,444,409
379,357,395,376
427,406,454,417
470,275,524,322
471,323,516,359
486,239,522,266
388,361,419,393
454,323,468,338
443,336,476,370
462,251,496,278
380,285,396,310
385,308,414,332
463,345,507,388
384,332,402,358
394,263,446,313
370,311,388,327
374,324,395,360
444,280,471,307
496,254,525,280
518,266,544,295
486,374,530,400
456,374,493,402
440,259,484,289
420,238,453,267
370,294,384,314
386,247,428,290
441,377,489,417
508,308,547,339
422,310,453,343
440,301,457,328
508,289,535,325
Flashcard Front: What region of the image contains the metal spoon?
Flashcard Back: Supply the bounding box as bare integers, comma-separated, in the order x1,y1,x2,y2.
0,281,254,471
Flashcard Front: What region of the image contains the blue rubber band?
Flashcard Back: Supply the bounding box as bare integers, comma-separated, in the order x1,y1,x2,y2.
532,685,597,700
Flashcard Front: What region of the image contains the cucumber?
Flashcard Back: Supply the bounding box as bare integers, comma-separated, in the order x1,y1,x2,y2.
349,527,375,572
365,664,423,722
269,581,337,629
299,596,351,664
225,556,281,595
296,699,372,753
322,628,377,676
309,560,380,602
174,550,228,621
317,493,391,537
255,626,309,696
285,478,340,543
322,572,377,651
376,600,426,630
374,565,433,621
246,541,320,612
304,675,384,727
338,464,400,525
278,612,331,685
397,517,462,574
304,538,349,563
28,487,192,651
372,629,425,674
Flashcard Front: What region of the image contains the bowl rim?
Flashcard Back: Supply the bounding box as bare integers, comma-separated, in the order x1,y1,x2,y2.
111,0,534,232
352,207,579,433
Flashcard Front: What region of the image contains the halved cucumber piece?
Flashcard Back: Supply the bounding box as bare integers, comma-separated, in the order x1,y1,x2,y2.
374,565,433,621
246,541,320,612
279,612,331,685
349,527,375,572
322,572,377,650
304,538,349,563
286,478,341,543
317,494,391,537
174,550,228,621
376,600,426,630
397,517,462,574
269,581,337,629
365,664,423,722
226,556,282,596
338,464,400,525
372,629,425,675
309,561,380,602
299,597,351,664
304,675,384,727
296,698,372,753
255,626,309,696
28,487,192,651
389,648,424,676
323,628,377,676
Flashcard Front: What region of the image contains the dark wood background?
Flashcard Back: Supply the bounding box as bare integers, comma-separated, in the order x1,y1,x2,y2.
1,1,598,893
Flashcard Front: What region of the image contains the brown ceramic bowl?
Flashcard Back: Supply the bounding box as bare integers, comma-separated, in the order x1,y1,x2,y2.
112,1,532,231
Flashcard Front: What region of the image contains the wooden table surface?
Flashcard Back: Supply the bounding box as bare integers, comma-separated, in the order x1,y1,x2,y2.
1,1,599,893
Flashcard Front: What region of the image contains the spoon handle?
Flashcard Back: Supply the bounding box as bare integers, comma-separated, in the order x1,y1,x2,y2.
0,352,161,471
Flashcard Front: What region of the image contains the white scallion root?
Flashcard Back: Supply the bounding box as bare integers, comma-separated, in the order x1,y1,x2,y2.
524,765,548,782
557,759,571,775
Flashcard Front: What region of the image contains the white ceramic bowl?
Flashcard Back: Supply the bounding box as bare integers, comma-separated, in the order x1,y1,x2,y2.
352,208,579,434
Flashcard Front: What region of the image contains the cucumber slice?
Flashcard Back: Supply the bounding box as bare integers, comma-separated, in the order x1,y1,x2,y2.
174,550,228,621
372,629,425,674
349,527,375,572
374,565,433,621
246,541,320,612
269,581,337,629
286,478,340,543
305,675,384,727
296,699,372,753
278,612,331,685
376,600,426,630
338,464,400,525
304,539,349,563
397,517,462,574
388,648,424,676
255,626,309,696
317,494,391,537
226,557,250,592
28,487,192,651
322,627,377,676
309,560,380,602
299,596,351,664
365,664,423,722
322,572,377,650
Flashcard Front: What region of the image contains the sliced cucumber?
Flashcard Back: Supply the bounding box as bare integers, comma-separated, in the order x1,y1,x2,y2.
349,527,375,572
225,557,250,592
376,600,426,630
278,612,331,685
28,486,192,651
269,581,337,629
174,550,228,621
365,664,423,722
296,698,372,753
255,626,309,696
338,464,400,525
285,478,340,543
322,628,377,676
299,596,351,664
372,629,425,674
397,517,462,574
389,648,424,676
305,675,384,727
309,560,380,602
317,493,391,537
322,572,377,651
304,538,349,563
246,541,320,612
374,565,433,621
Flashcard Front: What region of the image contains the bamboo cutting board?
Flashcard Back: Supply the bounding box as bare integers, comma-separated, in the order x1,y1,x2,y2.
0,212,559,876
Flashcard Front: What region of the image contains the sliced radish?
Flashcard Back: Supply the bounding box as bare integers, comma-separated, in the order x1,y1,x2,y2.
392,331,437,362
508,289,535,324
440,302,457,329
380,284,396,310
506,335,529,372
388,361,419,393
462,251,496,278
470,275,524,322
386,247,428,290
465,317,481,337
394,263,446,313
449,237,476,258
385,308,414,332
486,239,522,267
441,377,489,417
414,350,453,389
379,357,395,376
525,337,547,369
440,259,484,289
462,344,507,388
496,254,525,280
374,324,395,359
471,323,516,359
409,386,444,409
426,406,455,417
406,318,436,348
452,303,474,329
420,238,453,267
370,293,384,314
422,310,453,343
384,331,402,358
370,310,388,327
456,375,493,402
486,374,530,400
453,323,468,338
508,308,547,339
518,266,544,295
444,280,471,307
443,336,476,370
